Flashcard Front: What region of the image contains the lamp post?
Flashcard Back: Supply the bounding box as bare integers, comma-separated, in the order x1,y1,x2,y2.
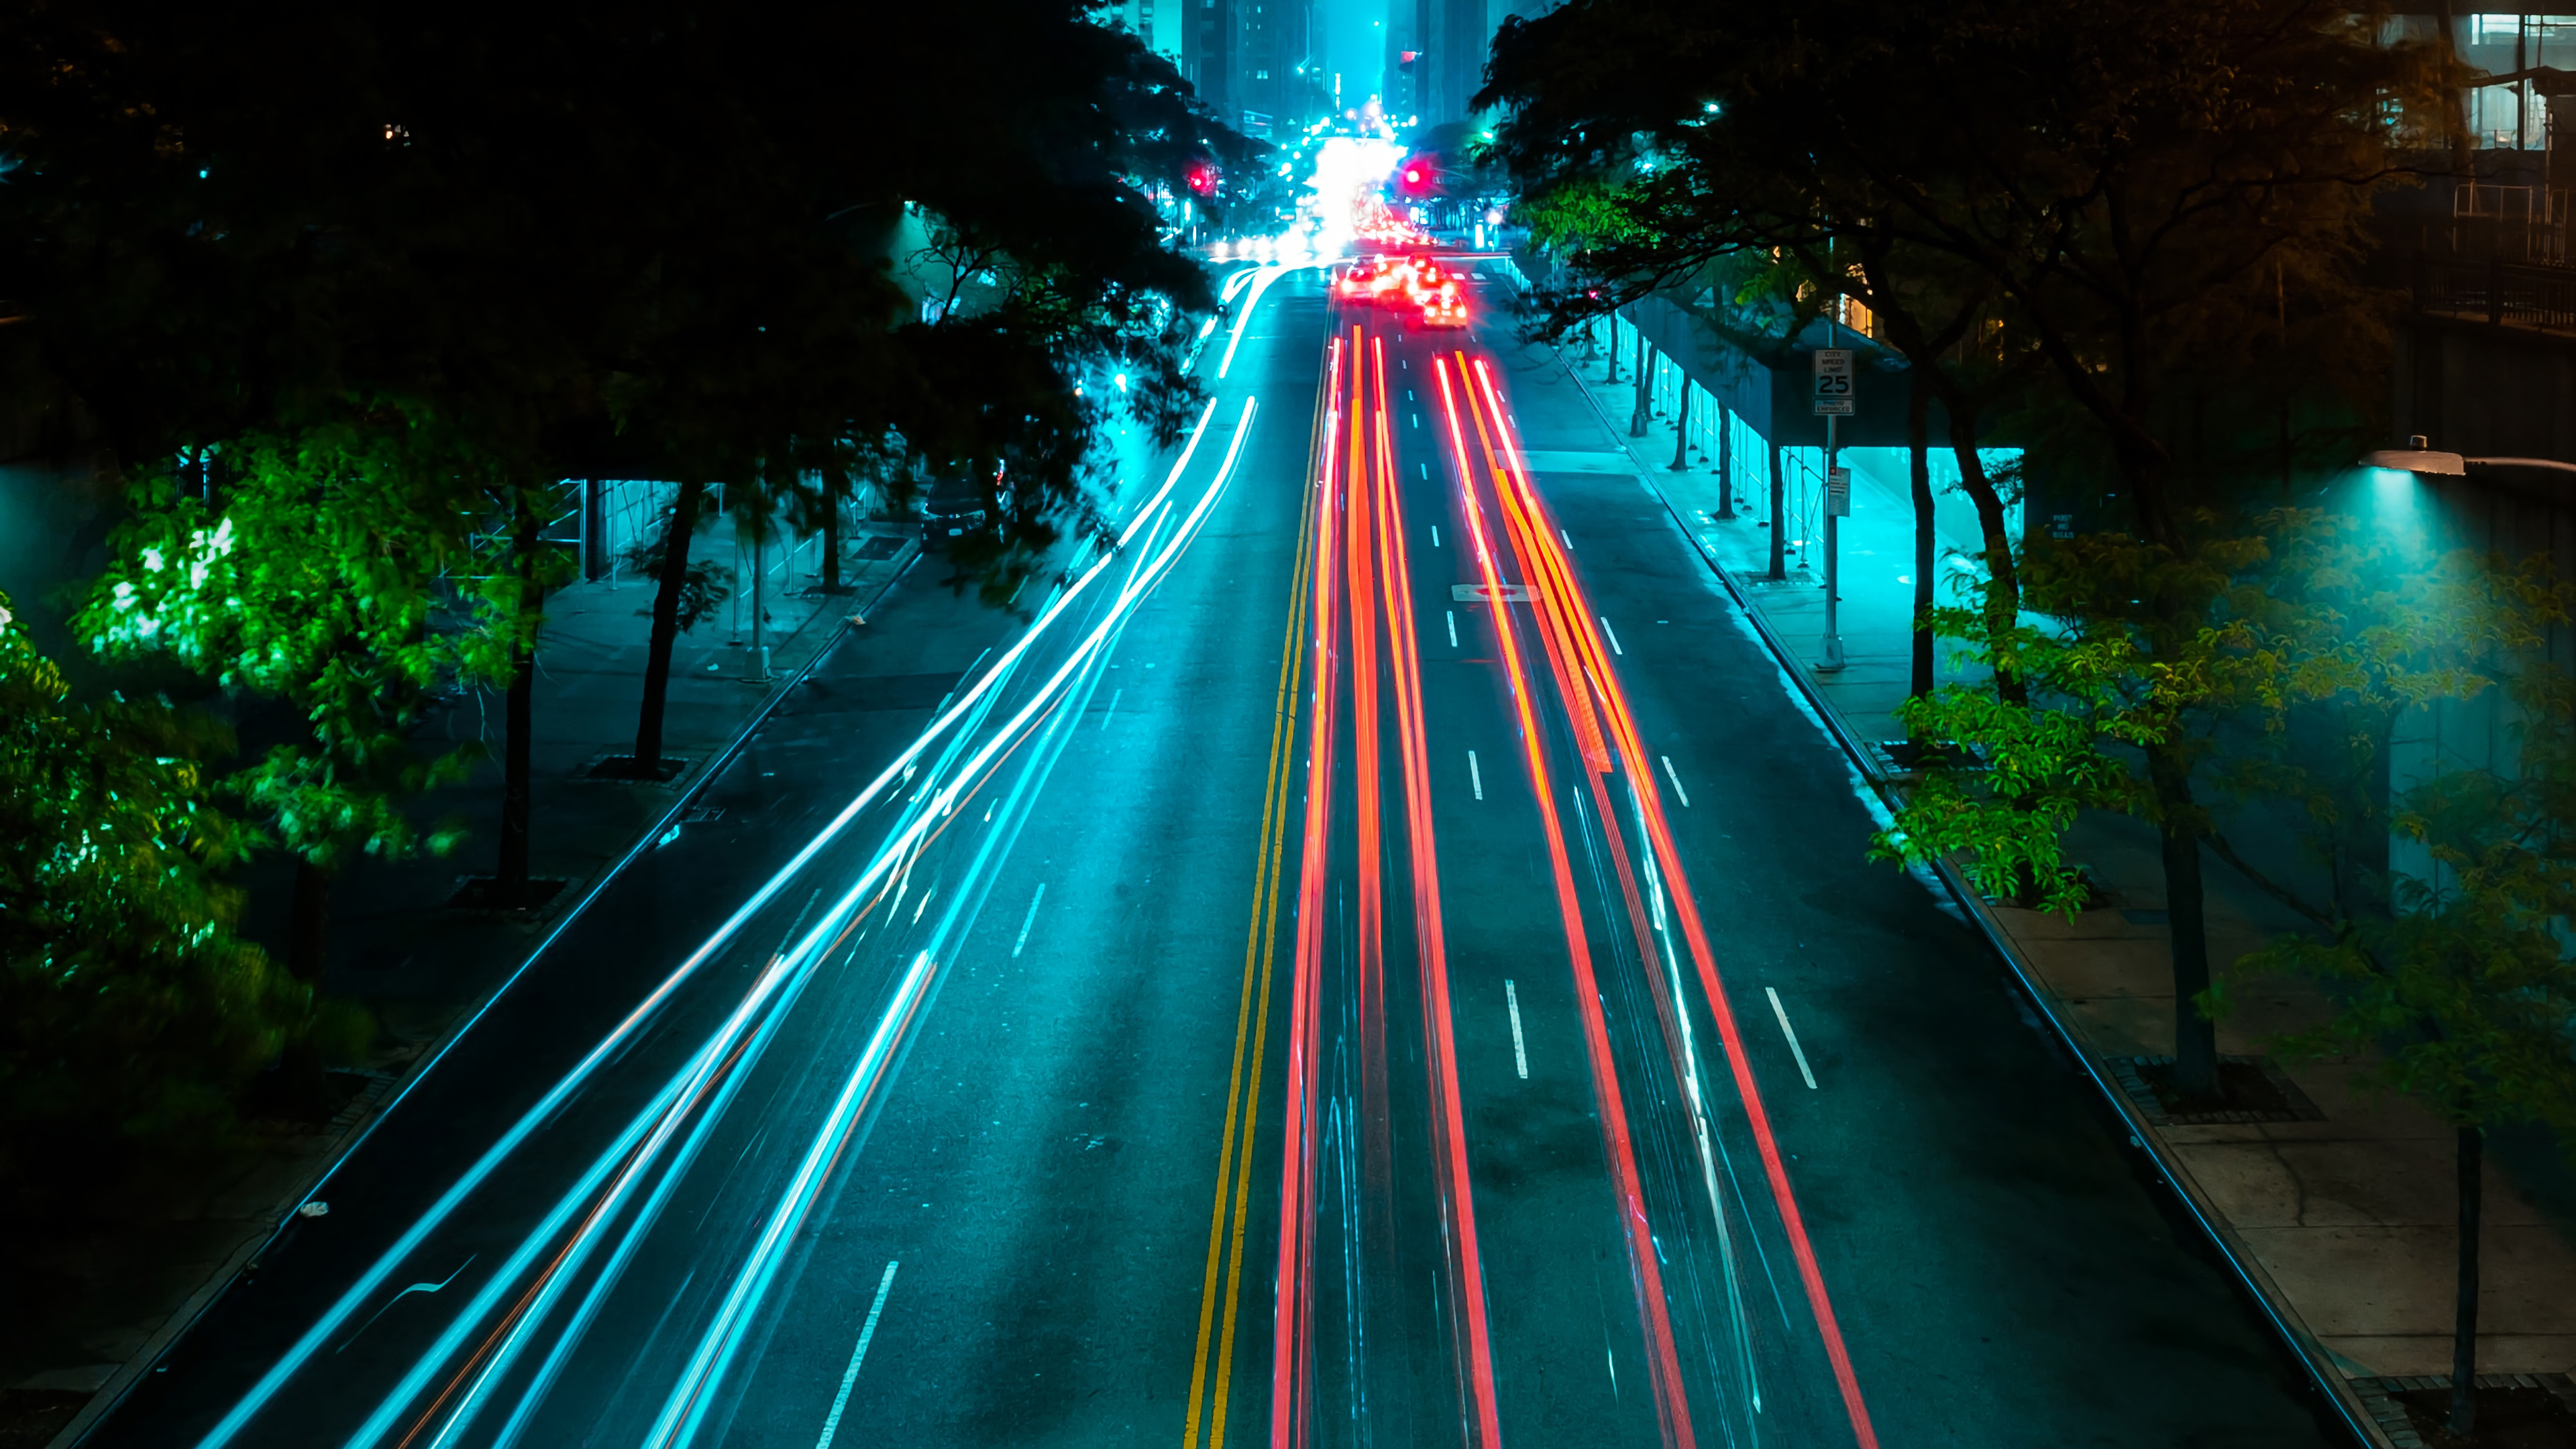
2363,435,2576,476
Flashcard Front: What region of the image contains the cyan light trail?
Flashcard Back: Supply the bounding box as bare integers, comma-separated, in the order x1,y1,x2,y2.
191,394,1250,1449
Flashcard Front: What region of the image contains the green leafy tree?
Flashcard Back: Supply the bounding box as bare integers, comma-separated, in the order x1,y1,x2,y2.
78,423,509,984
0,589,307,1187
2207,538,2576,1440
1873,525,2277,1097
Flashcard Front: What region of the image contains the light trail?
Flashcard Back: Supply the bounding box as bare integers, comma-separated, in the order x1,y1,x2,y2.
192,392,1236,1449
1438,353,1699,1449
1344,328,1393,1449
1466,359,1880,1449
1267,326,1352,1449
1180,338,1326,1449
373,420,1252,1448
1365,334,1501,1446
643,397,1265,1449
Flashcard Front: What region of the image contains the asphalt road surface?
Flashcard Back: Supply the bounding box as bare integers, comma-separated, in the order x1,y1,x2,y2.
92,263,2350,1449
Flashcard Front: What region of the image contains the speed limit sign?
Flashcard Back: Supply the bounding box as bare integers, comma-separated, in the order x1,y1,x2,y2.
1813,349,1855,415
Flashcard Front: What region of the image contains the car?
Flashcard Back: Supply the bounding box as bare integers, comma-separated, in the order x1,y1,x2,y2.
1419,286,1470,328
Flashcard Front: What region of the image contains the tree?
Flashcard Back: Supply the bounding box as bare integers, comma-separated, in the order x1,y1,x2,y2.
0,589,308,1188
1873,524,2284,1096
78,423,506,984
1482,0,2431,1104
2206,536,2576,1439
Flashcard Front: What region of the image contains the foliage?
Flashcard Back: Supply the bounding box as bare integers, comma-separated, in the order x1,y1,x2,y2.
1870,524,2272,913
1481,0,2432,545
621,532,733,635
76,424,514,873
2215,539,2576,1136
0,590,305,1178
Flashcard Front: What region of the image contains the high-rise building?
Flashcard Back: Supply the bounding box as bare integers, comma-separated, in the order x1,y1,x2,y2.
1185,0,1310,138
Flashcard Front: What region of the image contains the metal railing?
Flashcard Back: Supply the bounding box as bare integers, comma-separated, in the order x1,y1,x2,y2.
2414,250,2576,331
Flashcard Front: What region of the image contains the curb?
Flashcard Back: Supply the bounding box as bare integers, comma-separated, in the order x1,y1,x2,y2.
1548,343,2383,1449
48,542,920,1449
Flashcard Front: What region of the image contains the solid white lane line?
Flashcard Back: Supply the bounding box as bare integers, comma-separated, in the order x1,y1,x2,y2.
1012,883,1046,959
814,1260,900,1449
1600,617,1623,655
1446,610,1458,648
1468,750,1484,800
1767,987,1819,1089
1100,688,1122,730
1660,755,1690,808
1505,980,1529,1079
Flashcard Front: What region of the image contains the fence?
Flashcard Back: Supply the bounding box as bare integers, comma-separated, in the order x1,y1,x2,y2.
2414,251,2576,332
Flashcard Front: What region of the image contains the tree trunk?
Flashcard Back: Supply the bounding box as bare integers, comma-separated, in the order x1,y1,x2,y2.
496,499,540,907
822,489,845,593
635,478,708,769
1940,392,2025,705
1715,404,1736,518
1630,331,1650,436
288,858,333,987
1766,441,1786,581
1670,379,1693,470
1605,317,1621,383
1909,366,1937,705
2147,741,2218,1099
2450,1123,2484,1436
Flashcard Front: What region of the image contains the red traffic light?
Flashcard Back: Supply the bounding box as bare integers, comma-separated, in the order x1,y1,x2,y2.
1187,160,1218,197
1395,152,1438,195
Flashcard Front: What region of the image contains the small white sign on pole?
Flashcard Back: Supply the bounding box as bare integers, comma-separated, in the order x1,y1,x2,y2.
1812,348,1855,417
1825,466,1851,517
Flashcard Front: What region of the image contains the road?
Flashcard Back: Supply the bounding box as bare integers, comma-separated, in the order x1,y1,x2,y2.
92,263,2351,1449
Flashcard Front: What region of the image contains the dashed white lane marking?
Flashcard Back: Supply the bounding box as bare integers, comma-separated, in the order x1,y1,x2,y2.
1419,463,1430,481
814,1260,900,1449
1600,617,1624,655
1446,610,1458,648
1767,987,1819,1089
1468,750,1485,800
1012,883,1047,959
1432,525,1441,547
1561,529,1574,551
1505,979,1529,1078
1659,755,1690,808
1100,688,1122,730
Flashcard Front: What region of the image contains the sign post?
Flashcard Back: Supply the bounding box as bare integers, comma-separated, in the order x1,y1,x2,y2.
1812,347,1854,672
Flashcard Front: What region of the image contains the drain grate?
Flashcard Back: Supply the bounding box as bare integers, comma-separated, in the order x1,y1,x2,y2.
2114,1054,2326,1126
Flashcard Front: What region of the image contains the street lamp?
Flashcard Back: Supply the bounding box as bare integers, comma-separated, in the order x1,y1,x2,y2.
2363,435,2576,476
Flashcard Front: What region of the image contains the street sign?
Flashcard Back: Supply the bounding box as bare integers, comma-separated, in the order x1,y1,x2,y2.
1824,466,1851,517
1812,348,1855,416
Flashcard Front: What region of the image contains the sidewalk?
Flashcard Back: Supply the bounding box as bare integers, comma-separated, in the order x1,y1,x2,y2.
1550,335,2576,1447
2,506,921,1449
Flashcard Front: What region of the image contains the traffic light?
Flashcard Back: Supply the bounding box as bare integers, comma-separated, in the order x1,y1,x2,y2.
1396,152,1438,197
1186,160,1218,197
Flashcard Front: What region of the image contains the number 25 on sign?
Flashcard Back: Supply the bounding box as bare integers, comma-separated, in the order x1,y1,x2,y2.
1812,348,1854,416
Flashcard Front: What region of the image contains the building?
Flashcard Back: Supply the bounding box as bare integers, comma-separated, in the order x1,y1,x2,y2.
1184,0,1313,138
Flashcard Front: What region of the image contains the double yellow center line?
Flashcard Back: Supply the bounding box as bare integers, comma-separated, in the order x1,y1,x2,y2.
1177,351,1328,1449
